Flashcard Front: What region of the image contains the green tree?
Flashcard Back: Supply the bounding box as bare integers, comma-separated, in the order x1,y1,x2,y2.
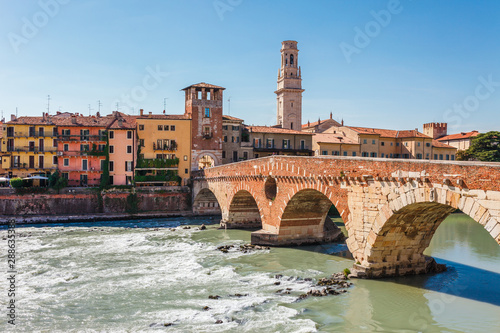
48,171,68,193
459,131,500,162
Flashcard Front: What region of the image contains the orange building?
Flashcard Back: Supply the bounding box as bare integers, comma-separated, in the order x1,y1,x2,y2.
52,112,111,187
106,112,137,185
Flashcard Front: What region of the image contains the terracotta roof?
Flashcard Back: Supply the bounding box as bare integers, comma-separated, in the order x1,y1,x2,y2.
437,131,479,141
223,115,244,122
7,116,55,125
136,114,189,120
181,82,225,90
302,118,341,129
108,116,137,129
50,115,114,127
347,126,430,139
432,140,456,149
246,126,313,135
313,133,359,145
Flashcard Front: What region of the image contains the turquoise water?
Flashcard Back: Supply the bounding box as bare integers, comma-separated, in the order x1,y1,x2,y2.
1,213,499,332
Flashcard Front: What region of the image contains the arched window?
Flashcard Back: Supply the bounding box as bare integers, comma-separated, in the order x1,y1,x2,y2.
290,54,294,65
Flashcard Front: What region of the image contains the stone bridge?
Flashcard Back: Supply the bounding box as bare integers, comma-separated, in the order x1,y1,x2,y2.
192,156,500,278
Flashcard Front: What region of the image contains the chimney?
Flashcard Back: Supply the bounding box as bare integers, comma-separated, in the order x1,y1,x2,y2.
11,114,16,121
341,119,344,126
318,117,321,124
140,109,144,116
163,110,166,114
307,120,310,127
330,112,332,119
56,111,61,115
71,117,77,124
96,112,100,117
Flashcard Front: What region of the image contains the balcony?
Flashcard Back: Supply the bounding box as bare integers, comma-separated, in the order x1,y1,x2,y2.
58,150,107,157
7,132,56,138
58,135,107,142
202,133,213,139
153,143,178,151
5,147,57,153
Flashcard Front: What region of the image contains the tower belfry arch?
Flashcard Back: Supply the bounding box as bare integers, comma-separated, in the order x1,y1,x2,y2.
275,40,305,130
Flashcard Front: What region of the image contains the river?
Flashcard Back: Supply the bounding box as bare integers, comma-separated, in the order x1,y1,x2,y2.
1,213,499,332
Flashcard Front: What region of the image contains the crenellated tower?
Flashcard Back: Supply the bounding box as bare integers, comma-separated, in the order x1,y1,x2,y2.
275,40,304,130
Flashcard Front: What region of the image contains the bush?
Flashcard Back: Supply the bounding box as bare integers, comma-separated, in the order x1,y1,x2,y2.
10,178,24,188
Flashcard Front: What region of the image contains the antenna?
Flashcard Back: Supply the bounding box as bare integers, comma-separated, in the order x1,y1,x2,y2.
16,107,18,118
88,104,93,116
227,97,231,115
47,95,51,114
163,97,168,112
115,102,119,111
97,100,102,113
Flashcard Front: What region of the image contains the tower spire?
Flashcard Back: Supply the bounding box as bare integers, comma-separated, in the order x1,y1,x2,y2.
275,40,304,130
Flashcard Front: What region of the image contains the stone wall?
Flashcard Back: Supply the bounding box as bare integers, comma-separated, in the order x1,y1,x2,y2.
0,187,190,217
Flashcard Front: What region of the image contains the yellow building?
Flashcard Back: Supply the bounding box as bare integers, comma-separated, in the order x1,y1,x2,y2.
313,133,360,156
1,115,58,179
136,110,191,185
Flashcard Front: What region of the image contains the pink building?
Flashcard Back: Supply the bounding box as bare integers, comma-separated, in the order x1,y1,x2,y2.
106,112,137,185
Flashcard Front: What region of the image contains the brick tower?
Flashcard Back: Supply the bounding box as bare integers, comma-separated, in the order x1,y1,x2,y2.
183,82,224,170
423,122,448,139
275,40,304,130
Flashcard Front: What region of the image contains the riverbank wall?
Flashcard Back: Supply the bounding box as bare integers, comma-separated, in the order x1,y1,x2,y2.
0,186,191,224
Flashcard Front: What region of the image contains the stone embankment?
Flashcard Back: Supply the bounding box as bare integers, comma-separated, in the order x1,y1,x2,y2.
0,186,193,224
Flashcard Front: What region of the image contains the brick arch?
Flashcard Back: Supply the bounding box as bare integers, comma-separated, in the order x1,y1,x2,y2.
354,186,500,277
192,187,223,216
223,189,262,229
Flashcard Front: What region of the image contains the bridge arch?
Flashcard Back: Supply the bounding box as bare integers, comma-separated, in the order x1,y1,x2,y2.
276,188,346,245
353,186,500,277
223,189,262,229
192,188,222,216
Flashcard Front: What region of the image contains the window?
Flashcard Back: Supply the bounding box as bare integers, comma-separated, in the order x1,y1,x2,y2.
254,138,262,148
80,129,90,141
231,136,234,143
236,137,240,143
203,127,211,138
405,142,408,147
381,153,385,157
434,154,438,160
29,126,36,136
232,126,240,131
184,155,188,161
403,154,409,159
390,142,393,146
343,151,348,156
282,139,290,149
139,139,144,147
139,124,144,131
53,156,58,165
390,154,393,158
417,154,422,159
185,168,189,174
363,139,367,144
82,159,88,171
222,151,226,158
332,151,339,156
171,125,175,131
266,138,274,148
158,125,163,131
109,161,114,172
446,154,450,160
439,154,443,160
109,131,114,139
417,142,421,147
300,140,305,150
125,161,133,172
64,144,69,151
62,129,70,137
39,155,44,168
63,158,69,166
243,152,248,160
109,145,114,154
127,131,132,139
372,140,376,145
80,144,90,152
321,151,328,155
127,145,132,154
204,108,210,118
53,139,57,148
164,125,169,131
156,139,163,150
370,152,377,157
396,142,400,146
52,127,58,136
223,125,228,130
362,152,368,157
109,176,113,185
451,155,455,160
381,142,385,146
426,142,431,147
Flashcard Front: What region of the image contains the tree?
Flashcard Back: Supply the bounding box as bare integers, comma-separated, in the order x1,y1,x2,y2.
459,131,500,162
48,171,68,193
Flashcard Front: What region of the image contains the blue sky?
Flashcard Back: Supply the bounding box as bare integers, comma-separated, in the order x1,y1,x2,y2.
1,0,499,133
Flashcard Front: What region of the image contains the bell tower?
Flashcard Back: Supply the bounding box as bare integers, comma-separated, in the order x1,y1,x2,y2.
275,40,304,130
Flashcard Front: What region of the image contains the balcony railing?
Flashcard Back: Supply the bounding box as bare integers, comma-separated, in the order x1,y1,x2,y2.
58,150,107,157
6,132,56,138
5,147,57,153
152,143,178,151
58,135,107,142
